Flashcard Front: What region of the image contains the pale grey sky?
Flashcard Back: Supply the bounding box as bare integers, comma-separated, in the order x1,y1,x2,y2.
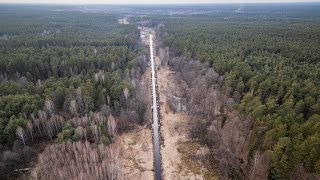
0,0,318,4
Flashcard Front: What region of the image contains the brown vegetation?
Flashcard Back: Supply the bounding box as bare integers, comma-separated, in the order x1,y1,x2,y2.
167,56,252,179
31,141,121,180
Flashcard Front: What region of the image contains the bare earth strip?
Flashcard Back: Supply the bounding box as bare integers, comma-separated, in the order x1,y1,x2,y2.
156,56,210,180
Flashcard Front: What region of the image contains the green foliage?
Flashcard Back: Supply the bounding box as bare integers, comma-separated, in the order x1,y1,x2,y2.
160,14,320,177
0,7,141,145
0,94,42,119
315,160,320,173
4,116,27,141
57,128,75,142
270,137,293,179
0,119,7,143
57,122,75,142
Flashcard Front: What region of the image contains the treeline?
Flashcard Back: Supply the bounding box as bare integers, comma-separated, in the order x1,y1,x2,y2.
0,7,147,179
0,46,136,81
160,15,320,178
0,8,139,48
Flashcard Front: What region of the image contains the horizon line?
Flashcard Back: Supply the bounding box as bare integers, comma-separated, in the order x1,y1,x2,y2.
0,1,320,5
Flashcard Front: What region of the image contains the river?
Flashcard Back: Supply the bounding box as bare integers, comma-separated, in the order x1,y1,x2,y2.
149,34,162,180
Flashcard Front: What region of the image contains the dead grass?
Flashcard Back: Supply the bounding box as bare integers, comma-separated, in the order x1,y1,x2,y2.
177,141,219,180
117,125,154,180
157,55,219,180
177,141,203,175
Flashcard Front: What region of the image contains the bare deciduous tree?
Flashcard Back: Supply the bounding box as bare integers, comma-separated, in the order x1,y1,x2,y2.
107,95,111,105
16,126,27,146
75,126,86,140
45,121,53,140
71,115,89,128
130,68,135,79
93,48,97,56
83,96,94,114
94,73,99,82
107,114,117,136
33,118,41,136
69,99,78,117
31,141,122,180
91,125,100,143
45,99,54,115
100,104,111,117
123,88,129,110
94,70,105,82
34,110,65,140
27,121,33,141
111,62,115,71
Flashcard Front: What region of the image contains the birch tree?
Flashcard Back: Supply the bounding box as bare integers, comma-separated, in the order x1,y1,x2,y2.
107,114,117,136
123,87,129,111
93,48,97,56
27,121,34,141
31,141,121,180
111,62,115,71
16,126,27,146
45,99,54,115
91,125,100,143
69,99,78,117
75,126,85,140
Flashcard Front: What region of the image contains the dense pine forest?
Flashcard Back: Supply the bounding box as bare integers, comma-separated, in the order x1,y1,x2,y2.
0,5,147,179
1,3,320,180
159,8,320,179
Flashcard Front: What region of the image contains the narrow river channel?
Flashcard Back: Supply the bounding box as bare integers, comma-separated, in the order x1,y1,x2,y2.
149,34,162,180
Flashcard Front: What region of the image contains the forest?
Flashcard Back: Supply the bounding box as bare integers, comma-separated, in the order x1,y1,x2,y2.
0,5,147,179
159,12,320,179
1,3,320,180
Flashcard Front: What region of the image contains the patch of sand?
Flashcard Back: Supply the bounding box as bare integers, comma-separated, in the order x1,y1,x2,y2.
139,27,155,46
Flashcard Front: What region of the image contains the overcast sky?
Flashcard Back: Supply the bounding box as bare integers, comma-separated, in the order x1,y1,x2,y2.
0,0,319,4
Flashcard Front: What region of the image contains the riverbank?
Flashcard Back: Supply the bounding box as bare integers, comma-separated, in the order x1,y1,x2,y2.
116,23,155,180
117,125,154,180
116,63,154,180
156,57,212,180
